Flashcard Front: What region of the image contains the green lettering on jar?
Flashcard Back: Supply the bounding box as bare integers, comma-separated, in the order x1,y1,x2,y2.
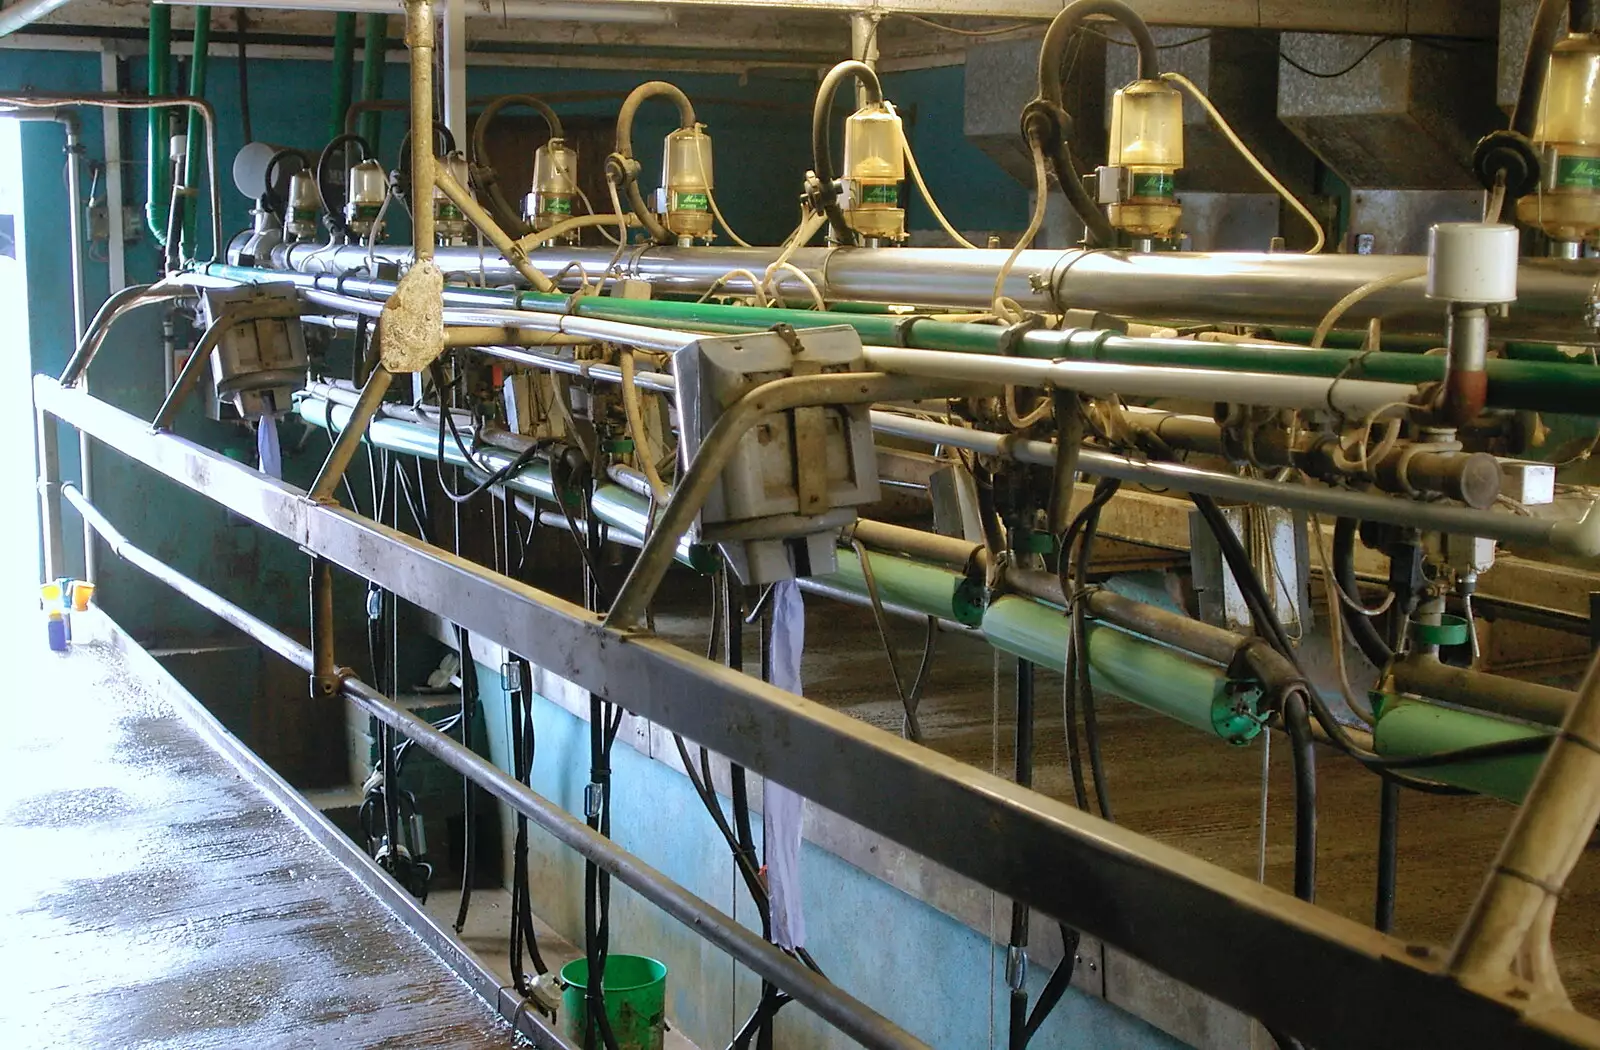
672,192,710,212
543,196,574,215
861,183,899,205
1557,155,1600,191
1131,172,1175,199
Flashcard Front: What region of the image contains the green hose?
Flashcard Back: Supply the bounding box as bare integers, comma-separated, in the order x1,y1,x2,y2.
330,12,357,141
360,13,387,154
1372,697,1551,804
146,4,173,245
179,7,212,261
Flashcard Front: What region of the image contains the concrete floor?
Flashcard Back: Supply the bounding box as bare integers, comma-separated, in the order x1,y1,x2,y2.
0,613,526,1049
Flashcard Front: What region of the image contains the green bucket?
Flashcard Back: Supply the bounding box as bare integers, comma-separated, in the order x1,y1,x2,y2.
560,955,668,1050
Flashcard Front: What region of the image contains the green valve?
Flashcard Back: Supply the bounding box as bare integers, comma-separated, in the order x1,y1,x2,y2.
604,437,635,455
1020,531,1054,556
1413,615,1470,648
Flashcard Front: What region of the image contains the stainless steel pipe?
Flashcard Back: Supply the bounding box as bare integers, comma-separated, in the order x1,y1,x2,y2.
272,240,1600,343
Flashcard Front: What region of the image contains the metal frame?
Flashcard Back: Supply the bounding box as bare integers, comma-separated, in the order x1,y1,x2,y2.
35,373,1600,1050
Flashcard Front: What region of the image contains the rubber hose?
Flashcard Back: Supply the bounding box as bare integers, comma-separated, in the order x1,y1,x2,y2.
316,132,372,236
812,60,885,244
1515,0,1568,138
1332,517,1394,669
1037,0,1159,105
614,81,696,244
472,94,564,237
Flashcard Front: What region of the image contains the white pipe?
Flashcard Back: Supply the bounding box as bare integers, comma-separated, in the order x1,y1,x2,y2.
860,345,1419,418
0,0,75,37
150,0,678,23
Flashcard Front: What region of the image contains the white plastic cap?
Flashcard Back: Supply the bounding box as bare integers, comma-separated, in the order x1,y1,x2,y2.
1427,222,1519,304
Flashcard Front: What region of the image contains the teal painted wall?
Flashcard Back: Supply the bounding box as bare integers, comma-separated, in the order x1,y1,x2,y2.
885,65,1030,236
469,657,1183,1050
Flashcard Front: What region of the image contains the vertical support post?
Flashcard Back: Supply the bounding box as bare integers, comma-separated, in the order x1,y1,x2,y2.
850,11,880,110
99,48,127,294
441,0,467,149
145,2,172,244
360,13,387,153
59,115,94,583
35,406,65,585
330,11,357,140
180,5,212,260
310,556,340,697
406,0,437,259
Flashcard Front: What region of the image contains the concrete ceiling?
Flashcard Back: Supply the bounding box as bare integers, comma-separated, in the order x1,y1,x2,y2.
4,0,1498,72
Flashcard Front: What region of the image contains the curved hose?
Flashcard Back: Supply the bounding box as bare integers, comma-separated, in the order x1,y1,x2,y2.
1037,0,1158,103
263,148,311,222
812,60,885,245
1033,1,1156,248
1513,0,1567,139
612,81,696,245
316,132,372,236
1332,518,1394,669
472,94,564,238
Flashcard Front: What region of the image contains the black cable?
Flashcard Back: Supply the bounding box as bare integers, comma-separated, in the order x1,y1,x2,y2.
1007,657,1036,1050
1279,36,1395,79
1375,778,1400,932
1331,517,1394,668
1071,478,1118,821
262,147,310,222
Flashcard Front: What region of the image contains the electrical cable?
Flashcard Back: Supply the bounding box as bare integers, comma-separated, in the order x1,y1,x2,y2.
1159,72,1324,253
1280,36,1395,79
1331,517,1397,668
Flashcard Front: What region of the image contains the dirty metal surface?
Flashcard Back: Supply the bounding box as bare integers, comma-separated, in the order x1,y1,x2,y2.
0,617,525,1050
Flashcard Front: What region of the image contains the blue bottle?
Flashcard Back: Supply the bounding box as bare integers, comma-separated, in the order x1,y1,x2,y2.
46,611,67,652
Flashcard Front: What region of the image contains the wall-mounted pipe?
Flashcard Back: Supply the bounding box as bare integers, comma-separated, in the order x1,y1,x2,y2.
329,12,357,140
179,6,212,261
359,13,386,153
146,5,173,246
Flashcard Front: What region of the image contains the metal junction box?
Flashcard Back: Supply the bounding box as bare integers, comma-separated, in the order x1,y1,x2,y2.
674,324,879,585
198,283,308,420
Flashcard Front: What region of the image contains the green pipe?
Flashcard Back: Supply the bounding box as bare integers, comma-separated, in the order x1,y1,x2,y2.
360,13,387,154
982,596,1265,744
824,546,985,628
1372,698,1550,804
146,3,173,244
179,6,212,260
205,263,1600,417
330,12,357,140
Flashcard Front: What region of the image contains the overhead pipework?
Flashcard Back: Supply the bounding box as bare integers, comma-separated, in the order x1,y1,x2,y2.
27,1,1600,1048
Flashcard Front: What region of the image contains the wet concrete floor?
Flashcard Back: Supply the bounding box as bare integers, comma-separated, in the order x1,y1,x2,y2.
0,614,525,1049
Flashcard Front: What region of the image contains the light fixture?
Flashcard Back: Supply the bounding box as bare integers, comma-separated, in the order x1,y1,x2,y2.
150,0,678,26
